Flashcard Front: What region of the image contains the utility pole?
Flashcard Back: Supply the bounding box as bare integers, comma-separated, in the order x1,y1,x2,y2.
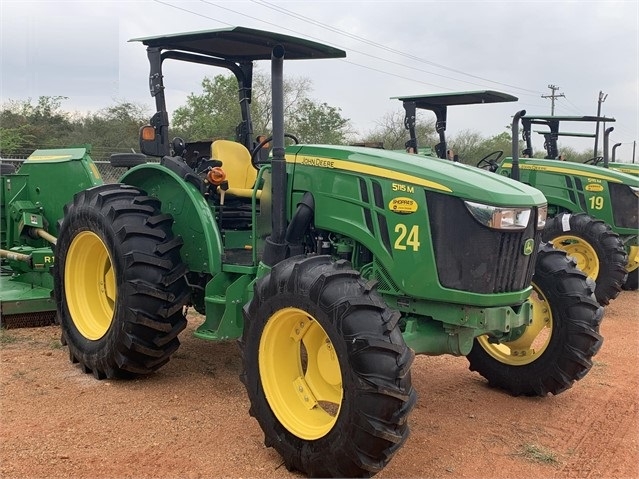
593,90,608,158
541,84,565,115
633,140,636,164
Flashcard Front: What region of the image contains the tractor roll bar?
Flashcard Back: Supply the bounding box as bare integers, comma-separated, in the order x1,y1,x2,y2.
263,44,288,267
511,110,526,181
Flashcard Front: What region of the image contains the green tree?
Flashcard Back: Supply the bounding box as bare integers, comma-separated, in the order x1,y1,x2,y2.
289,99,350,144
0,125,34,155
170,71,351,145
172,75,240,141
66,101,149,160
358,109,436,151
0,96,73,155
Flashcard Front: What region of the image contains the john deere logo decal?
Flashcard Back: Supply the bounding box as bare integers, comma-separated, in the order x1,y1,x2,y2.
523,239,535,256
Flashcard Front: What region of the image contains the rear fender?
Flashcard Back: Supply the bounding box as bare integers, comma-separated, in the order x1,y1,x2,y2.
120,163,222,274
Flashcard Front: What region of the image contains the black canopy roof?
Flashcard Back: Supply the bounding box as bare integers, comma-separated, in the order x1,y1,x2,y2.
130,26,346,61
523,115,616,123
392,90,518,109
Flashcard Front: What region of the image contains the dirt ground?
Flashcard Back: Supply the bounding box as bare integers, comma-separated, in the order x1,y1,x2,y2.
1,291,637,479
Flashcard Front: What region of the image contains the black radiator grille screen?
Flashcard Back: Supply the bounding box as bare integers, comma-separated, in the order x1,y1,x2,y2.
610,183,639,229
425,191,539,294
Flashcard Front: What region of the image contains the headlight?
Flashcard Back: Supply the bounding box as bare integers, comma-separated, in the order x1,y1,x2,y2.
464,201,531,230
537,204,548,230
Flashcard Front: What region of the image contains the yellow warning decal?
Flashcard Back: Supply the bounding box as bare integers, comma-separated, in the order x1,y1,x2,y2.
501,162,622,183
389,197,418,214
292,155,452,192
27,155,73,161
89,163,101,179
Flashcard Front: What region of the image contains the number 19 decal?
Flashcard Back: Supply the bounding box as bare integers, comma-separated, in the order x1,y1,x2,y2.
589,196,604,210
394,224,420,251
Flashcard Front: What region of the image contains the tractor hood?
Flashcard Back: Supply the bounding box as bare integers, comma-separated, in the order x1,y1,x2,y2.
608,162,639,177
286,145,547,207
500,157,639,187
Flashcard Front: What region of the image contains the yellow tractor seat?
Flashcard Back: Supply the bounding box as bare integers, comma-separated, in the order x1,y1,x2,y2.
211,140,260,199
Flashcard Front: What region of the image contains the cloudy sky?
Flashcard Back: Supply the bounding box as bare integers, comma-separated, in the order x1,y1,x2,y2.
1,0,637,159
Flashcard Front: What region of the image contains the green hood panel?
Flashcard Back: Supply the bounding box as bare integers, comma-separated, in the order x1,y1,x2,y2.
500,158,639,187
287,145,547,207
608,163,639,176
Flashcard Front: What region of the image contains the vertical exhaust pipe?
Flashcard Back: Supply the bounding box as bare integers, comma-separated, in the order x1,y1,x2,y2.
263,44,288,267
511,110,526,182
603,126,614,168
612,142,621,163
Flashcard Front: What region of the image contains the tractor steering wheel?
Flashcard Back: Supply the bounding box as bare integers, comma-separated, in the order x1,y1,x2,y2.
476,150,504,172
251,133,300,169
585,156,604,165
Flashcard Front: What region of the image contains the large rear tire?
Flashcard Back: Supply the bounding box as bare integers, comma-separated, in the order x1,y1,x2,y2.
54,183,189,379
466,244,603,397
240,255,416,477
542,212,627,305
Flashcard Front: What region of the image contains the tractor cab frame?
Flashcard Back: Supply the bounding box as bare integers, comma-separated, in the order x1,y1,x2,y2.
393,90,517,158
132,26,345,157
518,115,616,163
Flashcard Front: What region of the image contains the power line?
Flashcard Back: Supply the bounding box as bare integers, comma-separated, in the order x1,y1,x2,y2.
250,0,543,96
190,0,547,98
200,0,526,93
151,0,635,145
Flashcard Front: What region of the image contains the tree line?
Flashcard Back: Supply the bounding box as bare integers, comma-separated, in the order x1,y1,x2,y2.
0,72,595,164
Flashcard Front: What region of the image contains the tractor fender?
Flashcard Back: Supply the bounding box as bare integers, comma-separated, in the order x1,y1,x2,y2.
120,162,222,274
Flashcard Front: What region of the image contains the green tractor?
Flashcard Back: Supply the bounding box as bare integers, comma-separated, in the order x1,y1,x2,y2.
50,29,603,477
580,131,638,176
495,114,638,298
0,148,103,327
395,92,637,304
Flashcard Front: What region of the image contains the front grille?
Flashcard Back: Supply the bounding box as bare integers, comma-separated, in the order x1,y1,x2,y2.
426,191,539,294
610,183,639,229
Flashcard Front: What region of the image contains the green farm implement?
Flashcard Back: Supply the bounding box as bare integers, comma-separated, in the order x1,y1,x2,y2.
0,148,102,327
45,30,604,477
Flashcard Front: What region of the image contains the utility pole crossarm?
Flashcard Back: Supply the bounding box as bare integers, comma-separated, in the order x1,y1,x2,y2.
541,84,565,115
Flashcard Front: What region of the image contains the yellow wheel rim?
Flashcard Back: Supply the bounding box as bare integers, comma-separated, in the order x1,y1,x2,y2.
626,245,639,272
259,307,343,440
64,231,116,340
477,283,553,365
550,235,599,280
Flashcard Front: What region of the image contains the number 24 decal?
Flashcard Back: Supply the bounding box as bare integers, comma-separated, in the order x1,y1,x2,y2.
394,224,420,251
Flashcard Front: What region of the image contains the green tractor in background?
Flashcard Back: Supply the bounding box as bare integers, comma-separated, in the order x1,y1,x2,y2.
0,148,103,327
47,28,604,477
496,114,638,297
395,92,637,304
585,131,638,176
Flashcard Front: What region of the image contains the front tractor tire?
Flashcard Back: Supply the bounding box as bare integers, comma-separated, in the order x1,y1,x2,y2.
54,183,189,379
467,244,603,397
542,212,627,305
240,255,416,477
